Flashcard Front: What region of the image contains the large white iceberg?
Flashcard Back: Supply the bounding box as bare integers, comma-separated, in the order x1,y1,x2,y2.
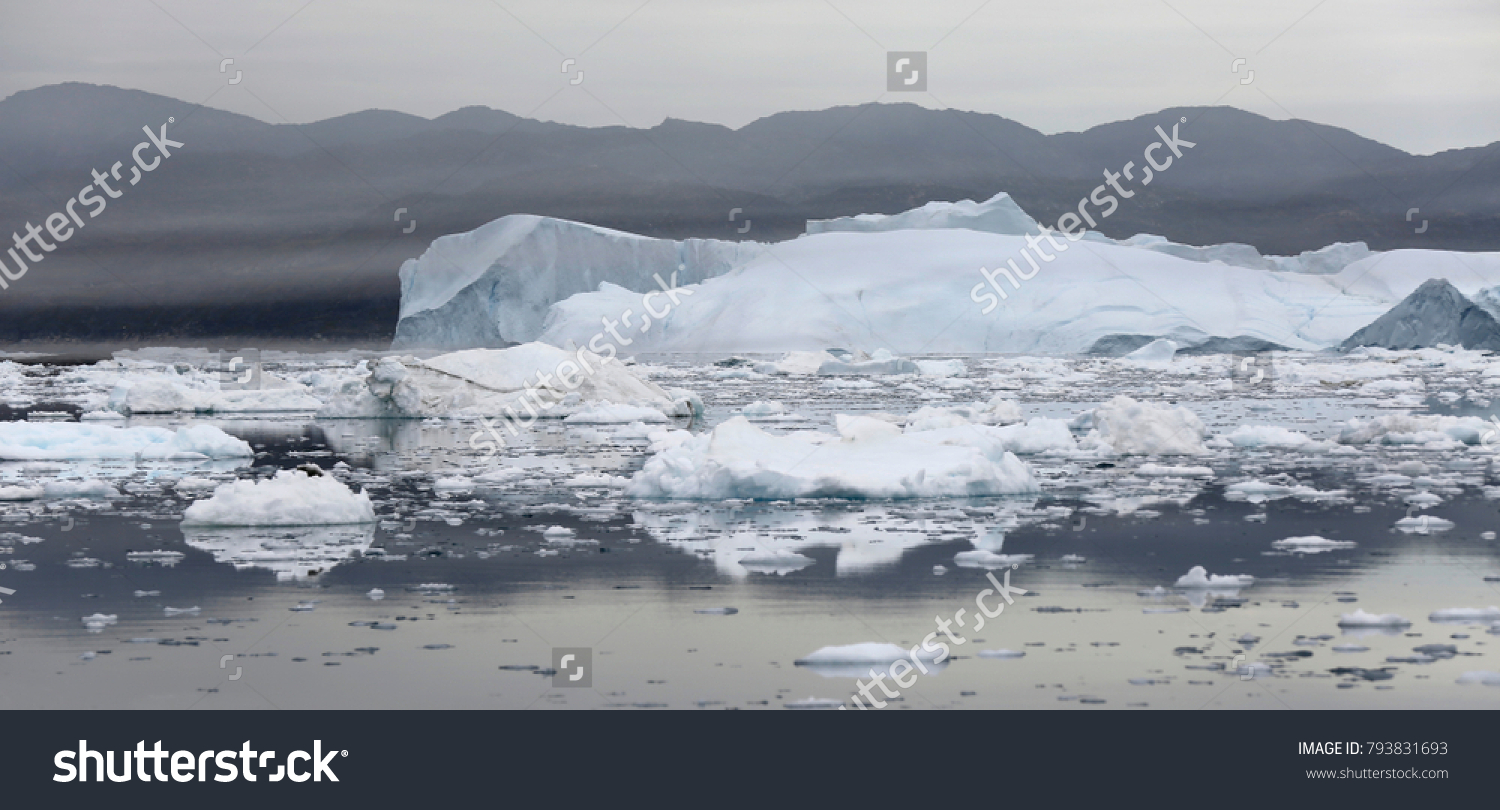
625,415,1039,500
402,194,1500,355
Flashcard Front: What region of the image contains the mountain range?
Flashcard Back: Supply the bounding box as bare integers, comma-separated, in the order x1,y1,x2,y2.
0,82,1495,340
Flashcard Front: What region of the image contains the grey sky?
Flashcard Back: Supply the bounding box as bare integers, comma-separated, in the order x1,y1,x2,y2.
2,0,1496,155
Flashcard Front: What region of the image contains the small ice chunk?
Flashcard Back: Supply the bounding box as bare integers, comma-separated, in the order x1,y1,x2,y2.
1338,609,1411,628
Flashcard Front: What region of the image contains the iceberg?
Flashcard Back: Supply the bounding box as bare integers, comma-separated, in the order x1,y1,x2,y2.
181,469,377,526
392,214,763,349
399,194,1500,355
625,415,1039,500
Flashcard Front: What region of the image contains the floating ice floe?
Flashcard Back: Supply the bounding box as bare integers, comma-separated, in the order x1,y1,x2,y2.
1174,566,1253,589
108,376,321,414
0,422,251,460
625,415,1039,500
1394,515,1455,534
794,642,948,679
1218,425,1330,451
1337,414,1489,446
317,344,699,421
1428,607,1500,624
1455,671,1500,685
1271,535,1357,553
1082,396,1206,455
1135,463,1214,477
783,697,846,710
903,395,1024,431
181,470,376,526
1338,609,1412,628
977,649,1026,659
736,548,815,575
82,613,117,631
954,549,1031,568
563,404,669,424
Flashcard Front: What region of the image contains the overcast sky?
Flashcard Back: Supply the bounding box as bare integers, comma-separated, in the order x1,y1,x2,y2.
2,0,1496,154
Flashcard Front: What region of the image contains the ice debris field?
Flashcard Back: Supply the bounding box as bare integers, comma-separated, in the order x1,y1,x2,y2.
3,339,1500,709
5,192,1500,709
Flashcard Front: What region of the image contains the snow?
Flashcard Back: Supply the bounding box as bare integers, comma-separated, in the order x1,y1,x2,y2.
0,422,251,460
317,343,695,420
1083,396,1207,455
1337,609,1412,628
1175,566,1253,588
625,415,1039,500
180,470,376,526
392,213,763,348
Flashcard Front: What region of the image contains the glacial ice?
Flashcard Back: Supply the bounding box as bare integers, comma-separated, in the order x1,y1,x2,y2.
392,214,763,349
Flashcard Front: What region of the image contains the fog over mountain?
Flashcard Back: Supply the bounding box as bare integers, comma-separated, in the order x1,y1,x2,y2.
1,82,1495,340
